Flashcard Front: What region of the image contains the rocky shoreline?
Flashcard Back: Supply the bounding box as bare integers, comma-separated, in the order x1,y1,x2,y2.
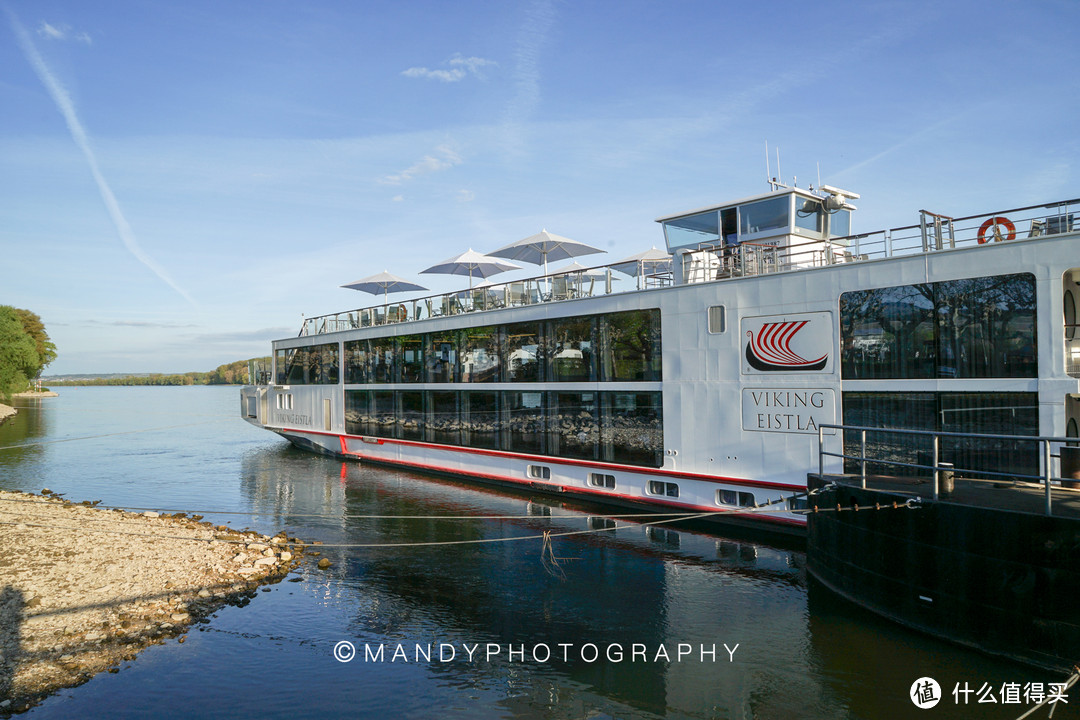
0,405,14,427
0,489,317,714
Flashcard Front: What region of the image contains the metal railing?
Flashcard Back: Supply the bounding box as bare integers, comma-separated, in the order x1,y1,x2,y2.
299,268,642,337
678,197,1080,284
817,423,1080,515
299,197,1080,337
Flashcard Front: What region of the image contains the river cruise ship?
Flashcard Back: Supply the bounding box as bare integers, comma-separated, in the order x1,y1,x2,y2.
241,184,1080,534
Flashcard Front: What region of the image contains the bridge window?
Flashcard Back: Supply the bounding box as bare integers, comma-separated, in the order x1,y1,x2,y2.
739,196,789,238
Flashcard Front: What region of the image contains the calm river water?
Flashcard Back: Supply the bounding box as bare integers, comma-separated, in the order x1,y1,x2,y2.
0,387,1063,719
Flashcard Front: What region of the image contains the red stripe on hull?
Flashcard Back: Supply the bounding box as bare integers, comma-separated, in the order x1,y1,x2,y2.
277,428,806,530
279,427,804,492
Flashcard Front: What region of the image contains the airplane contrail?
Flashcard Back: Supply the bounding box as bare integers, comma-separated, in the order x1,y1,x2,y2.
7,9,195,305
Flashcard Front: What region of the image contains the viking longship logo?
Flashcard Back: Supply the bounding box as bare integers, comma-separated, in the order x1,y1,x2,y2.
745,320,829,372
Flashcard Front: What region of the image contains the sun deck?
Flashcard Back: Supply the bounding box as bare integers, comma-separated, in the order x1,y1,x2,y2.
298,196,1079,338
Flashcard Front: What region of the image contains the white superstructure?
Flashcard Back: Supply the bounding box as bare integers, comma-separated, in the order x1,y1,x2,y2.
242,185,1080,534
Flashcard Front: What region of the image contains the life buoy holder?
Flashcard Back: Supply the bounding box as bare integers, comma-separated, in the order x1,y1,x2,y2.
977,216,1016,244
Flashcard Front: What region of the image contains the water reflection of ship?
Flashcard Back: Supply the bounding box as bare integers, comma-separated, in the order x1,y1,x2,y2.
239,447,822,717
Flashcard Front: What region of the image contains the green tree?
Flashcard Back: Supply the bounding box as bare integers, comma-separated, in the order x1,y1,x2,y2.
13,308,57,377
0,306,40,399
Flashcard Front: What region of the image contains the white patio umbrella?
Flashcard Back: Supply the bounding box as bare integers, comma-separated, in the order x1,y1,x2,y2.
610,247,673,290
487,230,605,278
547,260,612,278
341,270,427,304
420,249,520,288
610,247,673,277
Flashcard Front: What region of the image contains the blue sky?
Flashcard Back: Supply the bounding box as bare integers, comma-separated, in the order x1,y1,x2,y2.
2,0,1078,375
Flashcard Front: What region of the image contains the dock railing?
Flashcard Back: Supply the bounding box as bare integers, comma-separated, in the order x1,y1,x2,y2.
818,423,1080,516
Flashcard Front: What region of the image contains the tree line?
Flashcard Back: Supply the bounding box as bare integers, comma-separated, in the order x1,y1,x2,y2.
0,306,57,400
49,358,272,387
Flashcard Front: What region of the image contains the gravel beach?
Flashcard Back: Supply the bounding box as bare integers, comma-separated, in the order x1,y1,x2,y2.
0,490,307,713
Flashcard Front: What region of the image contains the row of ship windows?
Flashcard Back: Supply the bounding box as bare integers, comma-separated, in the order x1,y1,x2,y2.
345,389,664,468
527,465,759,507
276,308,661,385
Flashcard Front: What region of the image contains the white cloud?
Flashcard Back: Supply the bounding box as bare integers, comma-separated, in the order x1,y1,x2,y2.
379,145,462,185
402,53,497,82
37,21,92,45
456,189,475,202
38,22,64,39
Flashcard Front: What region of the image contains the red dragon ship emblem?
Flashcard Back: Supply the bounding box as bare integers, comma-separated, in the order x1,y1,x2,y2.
745,320,828,372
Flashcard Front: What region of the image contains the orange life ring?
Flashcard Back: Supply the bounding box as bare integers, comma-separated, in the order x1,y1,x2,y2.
977,216,1016,244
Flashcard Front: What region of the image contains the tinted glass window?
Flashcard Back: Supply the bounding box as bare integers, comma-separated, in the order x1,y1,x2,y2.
603,310,661,381
841,273,1036,379
505,322,541,382
549,317,596,382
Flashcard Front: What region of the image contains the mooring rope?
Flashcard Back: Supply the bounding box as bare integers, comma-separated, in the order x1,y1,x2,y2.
0,492,917,550
1012,665,1079,719
0,418,231,451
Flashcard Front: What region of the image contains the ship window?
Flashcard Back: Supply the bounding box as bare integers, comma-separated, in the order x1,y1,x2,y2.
276,343,338,385
427,331,458,383
527,465,551,480
398,391,424,440
505,322,542,382
602,309,661,381
427,391,459,446
373,390,396,438
463,391,499,449
708,306,726,334
460,326,500,382
550,392,599,460
589,473,616,489
794,197,825,237
841,391,1038,481
503,391,545,455
601,392,663,467
829,209,851,238
840,273,1036,379
717,490,755,507
344,390,370,436
549,317,597,382
739,196,789,238
647,480,679,498
397,335,424,383
344,340,369,384
662,209,720,251
369,338,395,384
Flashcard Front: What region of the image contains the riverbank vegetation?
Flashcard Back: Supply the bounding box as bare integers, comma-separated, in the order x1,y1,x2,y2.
0,306,57,400
45,358,271,386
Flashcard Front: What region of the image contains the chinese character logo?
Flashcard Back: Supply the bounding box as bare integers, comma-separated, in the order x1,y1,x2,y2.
911,677,942,709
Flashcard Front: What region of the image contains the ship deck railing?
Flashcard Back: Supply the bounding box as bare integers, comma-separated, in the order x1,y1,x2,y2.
818,423,1080,517
299,197,1079,337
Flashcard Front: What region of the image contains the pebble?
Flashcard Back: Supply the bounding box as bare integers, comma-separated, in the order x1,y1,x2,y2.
279,552,293,562
197,589,212,598
317,558,332,570
142,511,160,518
170,613,190,622
253,557,277,567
